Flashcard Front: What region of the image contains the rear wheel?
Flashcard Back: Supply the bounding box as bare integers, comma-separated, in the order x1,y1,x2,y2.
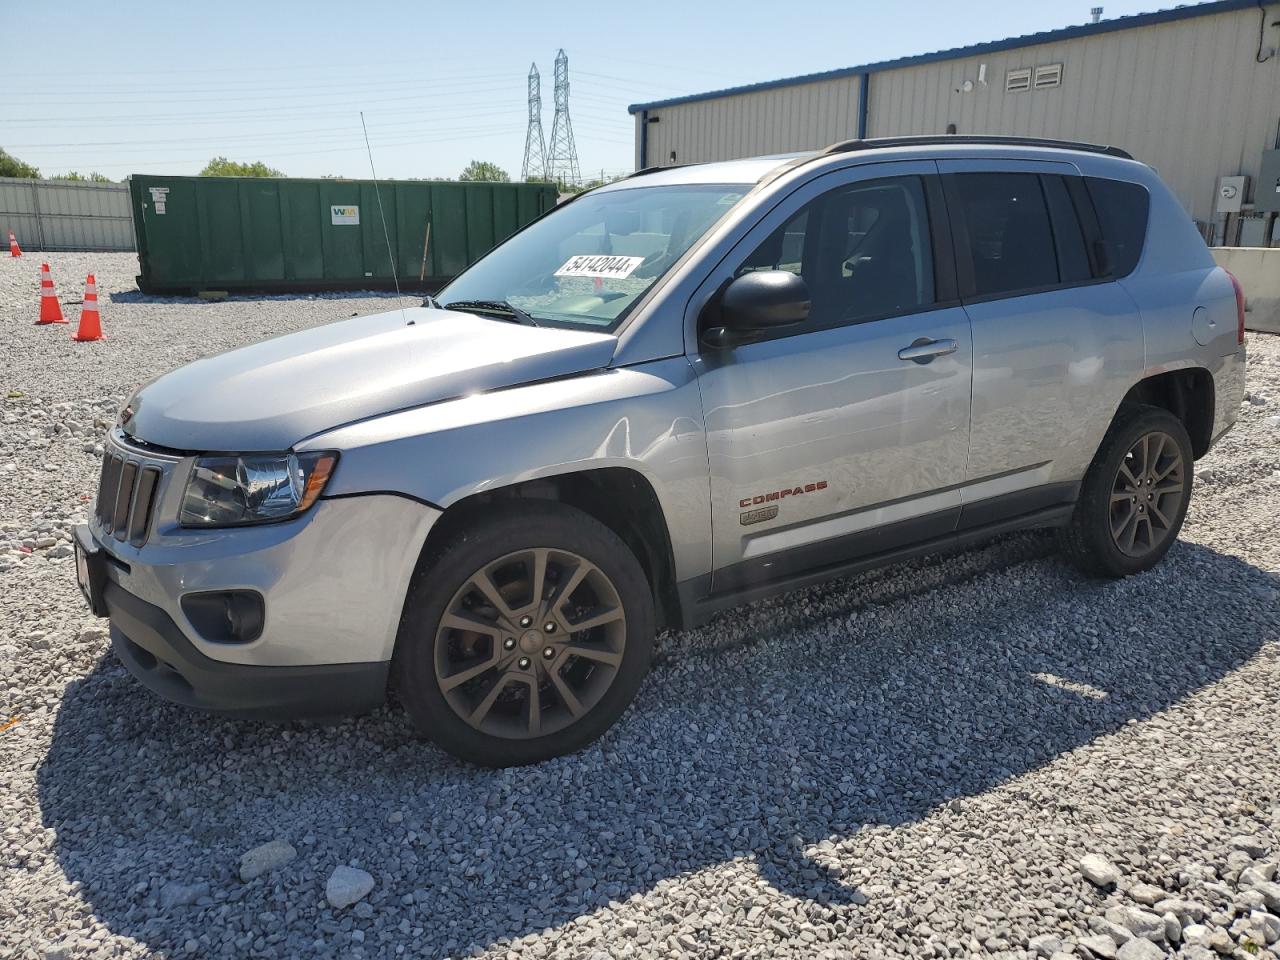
1059,404,1194,578
395,502,654,767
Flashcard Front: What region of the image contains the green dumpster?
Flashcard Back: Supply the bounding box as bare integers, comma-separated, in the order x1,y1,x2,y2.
128,175,558,295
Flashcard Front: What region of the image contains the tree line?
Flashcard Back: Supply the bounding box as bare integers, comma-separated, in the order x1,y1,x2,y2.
0,147,110,181
195,157,519,182
2,147,612,188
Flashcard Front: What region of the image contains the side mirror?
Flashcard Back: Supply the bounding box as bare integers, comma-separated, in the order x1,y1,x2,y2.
704,270,810,348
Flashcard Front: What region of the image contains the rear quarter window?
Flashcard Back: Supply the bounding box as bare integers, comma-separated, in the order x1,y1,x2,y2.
1084,177,1150,278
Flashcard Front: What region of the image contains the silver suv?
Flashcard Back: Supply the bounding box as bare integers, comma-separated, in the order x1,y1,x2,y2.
75,136,1247,766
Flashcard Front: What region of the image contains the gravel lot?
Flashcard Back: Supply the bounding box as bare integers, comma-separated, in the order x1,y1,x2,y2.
1,252,1279,960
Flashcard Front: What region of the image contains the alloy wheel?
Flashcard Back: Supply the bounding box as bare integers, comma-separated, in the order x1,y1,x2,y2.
1109,430,1185,558
433,548,627,739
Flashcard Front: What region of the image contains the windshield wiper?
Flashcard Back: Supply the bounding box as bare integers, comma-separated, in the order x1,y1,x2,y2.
441,299,541,327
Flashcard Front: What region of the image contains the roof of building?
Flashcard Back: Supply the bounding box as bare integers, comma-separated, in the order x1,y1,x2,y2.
627,0,1258,114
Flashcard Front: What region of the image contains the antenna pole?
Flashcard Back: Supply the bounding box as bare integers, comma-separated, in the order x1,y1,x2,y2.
360,110,411,325
419,221,431,283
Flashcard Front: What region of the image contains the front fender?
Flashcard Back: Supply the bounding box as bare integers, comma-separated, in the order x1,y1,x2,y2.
300,357,713,582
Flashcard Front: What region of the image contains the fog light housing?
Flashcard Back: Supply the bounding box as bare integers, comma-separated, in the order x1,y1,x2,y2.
181,591,265,645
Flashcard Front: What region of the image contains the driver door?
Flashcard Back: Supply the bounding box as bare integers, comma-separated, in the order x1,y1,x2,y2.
689,162,973,595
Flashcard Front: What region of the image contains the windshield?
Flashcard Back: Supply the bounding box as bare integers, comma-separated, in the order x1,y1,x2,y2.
437,183,749,331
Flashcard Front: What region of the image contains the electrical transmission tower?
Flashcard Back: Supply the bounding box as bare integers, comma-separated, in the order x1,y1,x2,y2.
521,63,547,181
547,49,581,187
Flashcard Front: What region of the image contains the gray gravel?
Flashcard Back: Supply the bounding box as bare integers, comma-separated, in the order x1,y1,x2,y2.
2,252,1279,960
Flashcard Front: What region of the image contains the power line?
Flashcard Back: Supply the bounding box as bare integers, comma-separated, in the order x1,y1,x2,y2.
10,105,631,155
8,110,538,149
570,69,697,91
573,54,747,83
14,77,524,107
4,83,636,132
55,128,559,172
13,58,702,94
9,53,561,79
567,107,636,126
1,86,524,124
16,124,530,157
6,70,519,96
11,54,643,178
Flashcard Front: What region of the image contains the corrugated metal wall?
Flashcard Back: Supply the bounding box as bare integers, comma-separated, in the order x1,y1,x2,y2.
0,178,135,252
632,5,1280,238
866,7,1280,228
642,74,863,167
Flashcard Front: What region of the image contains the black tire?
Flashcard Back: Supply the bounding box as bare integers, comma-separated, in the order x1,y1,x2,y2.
394,501,654,767
1058,404,1195,578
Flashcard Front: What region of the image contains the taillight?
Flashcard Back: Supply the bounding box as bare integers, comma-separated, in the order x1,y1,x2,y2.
1226,269,1246,344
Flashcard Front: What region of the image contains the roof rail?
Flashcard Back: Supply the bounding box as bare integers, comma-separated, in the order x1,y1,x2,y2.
625,162,694,179
818,135,1133,160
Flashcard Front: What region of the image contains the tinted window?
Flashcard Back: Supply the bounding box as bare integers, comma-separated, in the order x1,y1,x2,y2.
950,173,1058,297
1041,175,1092,284
737,176,934,327
1085,177,1150,277
739,211,808,275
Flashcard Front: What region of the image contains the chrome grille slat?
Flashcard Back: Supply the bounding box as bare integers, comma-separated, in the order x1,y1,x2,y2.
94,433,168,546
112,461,138,540
94,455,112,521
128,468,161,546
98,455,123,531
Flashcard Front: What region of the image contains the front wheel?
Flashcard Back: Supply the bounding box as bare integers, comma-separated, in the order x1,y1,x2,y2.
394,502,655,767
1059,404,1194,578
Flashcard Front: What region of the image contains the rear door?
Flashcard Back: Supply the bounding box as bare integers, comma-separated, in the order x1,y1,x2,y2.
690,162,974,592
940,160,1144,523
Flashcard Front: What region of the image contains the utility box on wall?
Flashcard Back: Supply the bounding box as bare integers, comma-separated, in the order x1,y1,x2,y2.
1217,175,1249,213
1256,150,1280,214
1239,215,1271,247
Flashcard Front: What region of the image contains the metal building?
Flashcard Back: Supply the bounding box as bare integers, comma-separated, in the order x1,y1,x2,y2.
629,0,1280,245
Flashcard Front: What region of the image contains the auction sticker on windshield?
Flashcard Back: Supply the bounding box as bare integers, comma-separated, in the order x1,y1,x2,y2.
554,255,645,279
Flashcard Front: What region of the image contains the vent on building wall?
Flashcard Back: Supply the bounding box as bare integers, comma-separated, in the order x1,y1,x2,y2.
1006,68,1032,92
1034,63,1064,88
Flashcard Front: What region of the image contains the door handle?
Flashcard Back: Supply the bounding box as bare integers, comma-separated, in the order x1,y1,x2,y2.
898,337,958,364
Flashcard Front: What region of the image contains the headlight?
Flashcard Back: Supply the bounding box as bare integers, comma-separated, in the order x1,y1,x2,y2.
180,452,337,527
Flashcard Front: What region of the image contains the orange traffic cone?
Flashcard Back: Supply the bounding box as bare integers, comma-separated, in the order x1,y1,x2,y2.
72,274,103,342
7,230,21,257
37,263,66,325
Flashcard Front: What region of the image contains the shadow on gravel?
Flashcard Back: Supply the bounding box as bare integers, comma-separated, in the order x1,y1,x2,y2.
36,537,1277,957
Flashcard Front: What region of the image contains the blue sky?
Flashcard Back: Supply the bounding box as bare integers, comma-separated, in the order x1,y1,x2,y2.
4,0,1166,182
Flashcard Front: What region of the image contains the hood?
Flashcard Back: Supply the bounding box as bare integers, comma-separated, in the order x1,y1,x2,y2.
123,307,617,451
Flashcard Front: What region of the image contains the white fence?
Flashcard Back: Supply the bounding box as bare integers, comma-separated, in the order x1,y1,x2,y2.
0,177,135,252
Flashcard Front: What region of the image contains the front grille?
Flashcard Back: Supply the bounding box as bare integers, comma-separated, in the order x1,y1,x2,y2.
95,449,164,546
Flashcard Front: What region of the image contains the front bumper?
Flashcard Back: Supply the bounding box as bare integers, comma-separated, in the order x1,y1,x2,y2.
88,492,438,667
106,579,389,719
82,483,440,718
